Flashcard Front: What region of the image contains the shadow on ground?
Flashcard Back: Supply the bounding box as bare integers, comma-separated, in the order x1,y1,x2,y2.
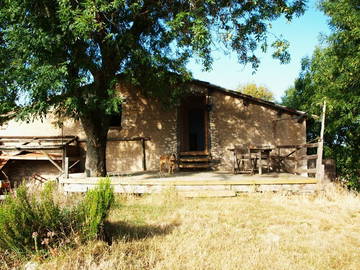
104,220,180,244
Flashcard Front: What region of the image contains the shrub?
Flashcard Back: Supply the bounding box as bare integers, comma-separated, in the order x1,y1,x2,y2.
79,178,114,240
0,182,70,255
0,178,114,257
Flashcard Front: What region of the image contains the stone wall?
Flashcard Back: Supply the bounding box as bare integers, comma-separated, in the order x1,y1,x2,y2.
0,81,306,178
105,83,177,172
208,90,306,171
0,82,178,176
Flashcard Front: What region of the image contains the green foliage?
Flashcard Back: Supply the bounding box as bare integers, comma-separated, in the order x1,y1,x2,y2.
0,182,70,255
236,83,275,101
281,0,360,189
0,179,115,257
79,178,114,240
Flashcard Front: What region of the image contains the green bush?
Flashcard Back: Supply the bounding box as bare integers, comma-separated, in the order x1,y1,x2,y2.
0,178,114,257
79,178,114,240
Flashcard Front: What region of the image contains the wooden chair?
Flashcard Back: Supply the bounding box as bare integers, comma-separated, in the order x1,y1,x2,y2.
233,144,255,174
252,147,272,174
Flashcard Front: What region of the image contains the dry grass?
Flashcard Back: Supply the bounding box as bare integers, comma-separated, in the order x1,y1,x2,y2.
20,185,360,270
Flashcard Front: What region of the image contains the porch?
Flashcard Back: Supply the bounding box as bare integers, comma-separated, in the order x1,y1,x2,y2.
59,171,318,197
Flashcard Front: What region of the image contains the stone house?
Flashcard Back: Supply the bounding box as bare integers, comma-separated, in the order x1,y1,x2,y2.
0,79,307,181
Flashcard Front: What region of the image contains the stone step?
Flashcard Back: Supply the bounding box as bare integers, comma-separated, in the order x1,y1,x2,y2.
179,151,209,156
179,157,210,163
178,190,236,198
179,163,211,169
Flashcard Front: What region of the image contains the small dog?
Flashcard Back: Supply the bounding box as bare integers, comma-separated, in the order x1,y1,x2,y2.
159,154,177,174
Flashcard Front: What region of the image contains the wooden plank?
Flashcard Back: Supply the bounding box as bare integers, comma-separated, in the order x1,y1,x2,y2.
64,137,78,146
0,155,78,161
295,168,317,173
179,151,209,156
304,143,319,148
316,101,326,181
276,143,318,149
295,154,318,161
0,145,64,151
60,177,318,185
62,181,318,194
78,136,151,143
68,160,80,170
0,136,76,140
40,151,63,172
179,157,210,162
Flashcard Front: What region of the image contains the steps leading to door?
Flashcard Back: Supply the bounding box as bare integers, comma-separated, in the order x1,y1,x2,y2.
179,152,212,170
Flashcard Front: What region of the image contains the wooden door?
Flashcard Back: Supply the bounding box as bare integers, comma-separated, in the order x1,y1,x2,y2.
179,95,209,153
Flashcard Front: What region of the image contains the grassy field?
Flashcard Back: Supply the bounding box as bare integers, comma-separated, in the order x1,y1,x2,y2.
7,185,360,270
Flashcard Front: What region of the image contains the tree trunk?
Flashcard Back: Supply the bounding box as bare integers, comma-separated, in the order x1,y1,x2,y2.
80,114,109,177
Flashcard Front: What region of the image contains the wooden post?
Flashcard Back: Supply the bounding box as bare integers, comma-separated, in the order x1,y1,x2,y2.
294,149,298,175
259,150,262,175
316,101,326,181
142,138,147,171
64,157,69,179
277,148,281,172
62,146,67,172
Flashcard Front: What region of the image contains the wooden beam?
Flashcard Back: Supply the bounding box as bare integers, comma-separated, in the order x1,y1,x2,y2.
78,136,151,143
64,137,78,146
40,151,63,172
316,101,326,181
64,157,69,179
62,146,67,173
0,145,64,151
0,136,76,140
142,138,147,171
0,155,79,161
276,143,318,149
295,154,318,161
295,168,317,174
60,177,318,185
68,160,80,170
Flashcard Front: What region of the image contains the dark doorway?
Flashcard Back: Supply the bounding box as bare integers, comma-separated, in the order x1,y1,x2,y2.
179,95,208,153
188,108,205,151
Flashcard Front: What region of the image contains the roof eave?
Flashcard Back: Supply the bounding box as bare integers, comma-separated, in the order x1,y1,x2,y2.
191,79,308,117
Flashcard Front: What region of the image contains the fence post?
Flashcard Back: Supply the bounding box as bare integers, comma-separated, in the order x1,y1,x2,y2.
316,101,326,181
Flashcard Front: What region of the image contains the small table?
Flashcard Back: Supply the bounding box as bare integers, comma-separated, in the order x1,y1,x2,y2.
248,145,273,175
229,145,273,175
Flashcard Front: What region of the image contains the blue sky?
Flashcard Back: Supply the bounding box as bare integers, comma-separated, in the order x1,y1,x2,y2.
187,0,331,102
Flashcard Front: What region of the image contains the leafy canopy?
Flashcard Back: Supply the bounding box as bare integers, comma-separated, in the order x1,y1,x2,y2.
0,0,306,175
0,0,306,120
282,0,360,188
236,83,274,101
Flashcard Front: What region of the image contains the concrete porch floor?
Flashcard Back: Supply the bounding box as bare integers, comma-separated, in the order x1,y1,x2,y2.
59,171,318,195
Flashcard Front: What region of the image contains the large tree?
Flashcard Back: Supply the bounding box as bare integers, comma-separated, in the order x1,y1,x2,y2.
282,0,360,188
0,0,306,176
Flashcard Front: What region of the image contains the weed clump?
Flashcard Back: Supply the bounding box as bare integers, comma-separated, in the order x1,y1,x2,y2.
79,178,114,240
0,178,114,257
